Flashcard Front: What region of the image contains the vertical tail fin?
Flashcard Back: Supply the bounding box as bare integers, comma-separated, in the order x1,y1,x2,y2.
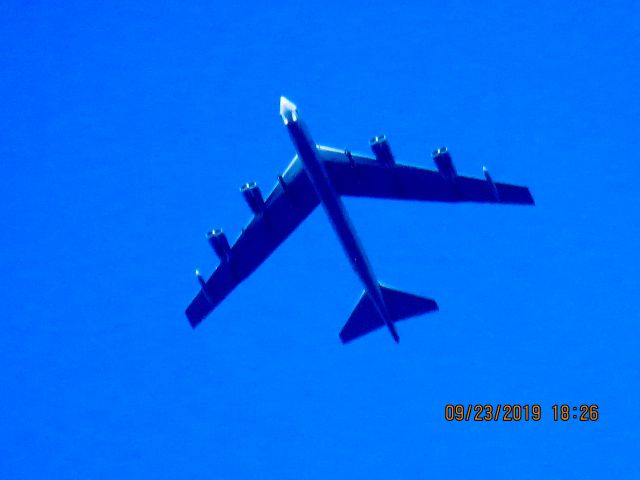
339,285,438,343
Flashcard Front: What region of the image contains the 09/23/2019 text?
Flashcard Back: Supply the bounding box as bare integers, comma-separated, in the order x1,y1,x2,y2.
444,404,599,422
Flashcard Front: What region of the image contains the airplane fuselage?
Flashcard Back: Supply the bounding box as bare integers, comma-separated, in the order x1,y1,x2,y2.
282,107,400,342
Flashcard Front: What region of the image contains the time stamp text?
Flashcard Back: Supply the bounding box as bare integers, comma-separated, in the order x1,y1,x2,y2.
444,404,600,422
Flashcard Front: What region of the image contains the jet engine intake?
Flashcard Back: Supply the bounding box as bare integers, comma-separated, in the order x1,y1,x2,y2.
240,182,264,214
206,229,231,262
433,147,457,180
370,135,395,166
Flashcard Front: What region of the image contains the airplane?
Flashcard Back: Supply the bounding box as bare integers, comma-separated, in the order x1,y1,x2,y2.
185,96,535,343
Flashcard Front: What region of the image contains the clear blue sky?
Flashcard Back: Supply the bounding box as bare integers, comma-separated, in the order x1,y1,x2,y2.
1,1,639,478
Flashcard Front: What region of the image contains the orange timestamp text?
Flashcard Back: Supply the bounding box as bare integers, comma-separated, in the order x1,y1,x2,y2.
444,404,600,422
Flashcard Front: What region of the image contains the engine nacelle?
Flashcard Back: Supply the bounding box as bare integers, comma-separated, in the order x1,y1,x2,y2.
240,182,264,215
206,229,231,262
370,135,395,166
432,147,457,180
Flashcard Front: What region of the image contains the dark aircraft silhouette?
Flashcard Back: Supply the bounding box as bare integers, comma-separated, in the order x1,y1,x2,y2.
186,97,535,343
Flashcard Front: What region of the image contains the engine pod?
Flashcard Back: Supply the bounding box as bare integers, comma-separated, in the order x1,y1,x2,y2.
206,229,231,262
370,135,395,166
240,182,265,215
432,147,457,180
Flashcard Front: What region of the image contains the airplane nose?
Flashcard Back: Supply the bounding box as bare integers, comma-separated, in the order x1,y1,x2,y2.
279,96,298,124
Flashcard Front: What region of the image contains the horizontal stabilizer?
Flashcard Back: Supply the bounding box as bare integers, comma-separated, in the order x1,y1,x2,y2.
339,285,438,343
380,285,439,320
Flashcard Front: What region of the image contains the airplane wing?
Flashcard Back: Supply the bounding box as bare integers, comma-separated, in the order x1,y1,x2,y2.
318,146,534,205
185,156,319,327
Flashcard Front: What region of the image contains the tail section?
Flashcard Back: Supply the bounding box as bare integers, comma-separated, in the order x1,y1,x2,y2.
380,286,439,321
339,285,439,343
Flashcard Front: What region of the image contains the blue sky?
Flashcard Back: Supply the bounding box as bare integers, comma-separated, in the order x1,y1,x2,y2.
1,1,639,478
